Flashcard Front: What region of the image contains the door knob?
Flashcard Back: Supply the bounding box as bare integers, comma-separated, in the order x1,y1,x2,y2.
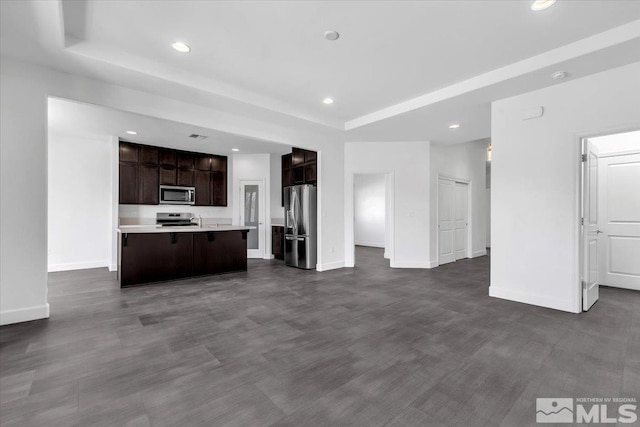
596,230,603,234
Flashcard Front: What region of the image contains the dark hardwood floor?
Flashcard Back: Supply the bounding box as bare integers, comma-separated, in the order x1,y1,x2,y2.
1,247,638,426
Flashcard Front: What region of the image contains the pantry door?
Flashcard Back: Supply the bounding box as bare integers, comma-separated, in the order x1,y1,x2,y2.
240,180,265,259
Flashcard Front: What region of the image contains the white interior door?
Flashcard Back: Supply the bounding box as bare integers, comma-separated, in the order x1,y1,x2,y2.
454,182,469,260
597,153,640,291
240,180,265,259
438,178,455,265
583,141,600,311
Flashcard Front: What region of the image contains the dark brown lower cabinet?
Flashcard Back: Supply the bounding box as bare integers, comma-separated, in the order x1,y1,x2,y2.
272,226,284,260
120,230,247,287
193,231,247,276
120,232,193,287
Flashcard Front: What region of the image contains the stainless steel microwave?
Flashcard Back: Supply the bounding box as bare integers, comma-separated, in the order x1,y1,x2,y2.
159,185,195,205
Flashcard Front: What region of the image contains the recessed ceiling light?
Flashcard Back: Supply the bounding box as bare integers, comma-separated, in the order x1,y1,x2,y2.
531,0,556,11
552,70,568,80
171,41,191,53
324,30,340,41
126,130,137,135
322,97,334,105
449,124,460,129
232,148,240,152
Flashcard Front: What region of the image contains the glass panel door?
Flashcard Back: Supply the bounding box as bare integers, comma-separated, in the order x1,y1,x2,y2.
240,180,264,258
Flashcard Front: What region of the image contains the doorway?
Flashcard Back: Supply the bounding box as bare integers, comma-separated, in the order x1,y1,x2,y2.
354,174,387,251
240,180,265,258
438,176,470,266
581,130,640,311
349,172,394,267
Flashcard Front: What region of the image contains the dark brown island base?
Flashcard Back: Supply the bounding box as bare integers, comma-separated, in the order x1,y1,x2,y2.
117,226,251,287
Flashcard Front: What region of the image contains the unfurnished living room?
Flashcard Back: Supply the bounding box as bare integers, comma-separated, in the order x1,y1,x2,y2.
1,1,639,426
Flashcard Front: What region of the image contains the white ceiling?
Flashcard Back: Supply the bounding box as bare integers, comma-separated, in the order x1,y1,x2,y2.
2,1,640,145
48,98,291,155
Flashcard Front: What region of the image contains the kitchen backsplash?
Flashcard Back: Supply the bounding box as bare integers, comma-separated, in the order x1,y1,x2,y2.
119,204,232,226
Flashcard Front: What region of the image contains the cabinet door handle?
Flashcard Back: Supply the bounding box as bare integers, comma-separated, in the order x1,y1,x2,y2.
170,232,177,244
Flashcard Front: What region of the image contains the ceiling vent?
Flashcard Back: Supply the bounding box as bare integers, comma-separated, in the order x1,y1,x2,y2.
189,134,208,140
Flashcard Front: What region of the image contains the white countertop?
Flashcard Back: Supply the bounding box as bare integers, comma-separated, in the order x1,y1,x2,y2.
117,224,253,234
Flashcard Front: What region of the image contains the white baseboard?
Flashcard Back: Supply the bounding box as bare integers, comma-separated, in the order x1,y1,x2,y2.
0,304,50,326
384,252,390,259
264,254,275,260
354,241,385,248
109,264,118,272
428,260,439,268
489,286,579,313
390,260,431,269
316,261,345,272
471,250,487,258
48,260,109,272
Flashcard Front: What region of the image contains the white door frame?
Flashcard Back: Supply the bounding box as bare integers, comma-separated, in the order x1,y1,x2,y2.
346,171,395,267
437,174,472,266
578,126,640,311
239,179,265,259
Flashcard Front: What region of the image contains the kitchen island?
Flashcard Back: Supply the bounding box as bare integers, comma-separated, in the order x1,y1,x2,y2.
117,225,251,287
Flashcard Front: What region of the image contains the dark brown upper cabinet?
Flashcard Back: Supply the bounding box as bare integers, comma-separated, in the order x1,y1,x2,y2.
304,150,317,163
140,165,159,204
139,146,158,165
119,141,227,206
195,155,211,171
194,170,211,206
159,167,177,185
119,142,139,163
211,171,227,206
119,162,139,204
177,152,194,170
211,156,226,172
305,163,317,184
291,147,305,166
177,169,195,187
281,148,317,205
159,149,176,167
293,166,304,184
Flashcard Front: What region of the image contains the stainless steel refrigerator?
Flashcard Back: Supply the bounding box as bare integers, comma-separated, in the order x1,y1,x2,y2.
284,184,317,269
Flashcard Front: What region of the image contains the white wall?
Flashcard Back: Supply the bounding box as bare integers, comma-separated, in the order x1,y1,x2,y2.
354,174,386,248
48,132,113,271
429,140,488,263
590,130,640,155
0,57,345,325
270,153,284,222
491,62,640,314
345,141,430,268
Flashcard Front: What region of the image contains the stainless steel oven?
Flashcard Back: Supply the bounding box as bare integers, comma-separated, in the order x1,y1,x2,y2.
159,185,195,205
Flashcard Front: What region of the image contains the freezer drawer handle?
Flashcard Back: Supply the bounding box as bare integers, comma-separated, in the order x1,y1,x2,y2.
285,236,305,241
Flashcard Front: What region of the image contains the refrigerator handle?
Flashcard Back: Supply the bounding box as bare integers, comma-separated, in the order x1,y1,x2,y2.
291,190,298,231
286,209,294,228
